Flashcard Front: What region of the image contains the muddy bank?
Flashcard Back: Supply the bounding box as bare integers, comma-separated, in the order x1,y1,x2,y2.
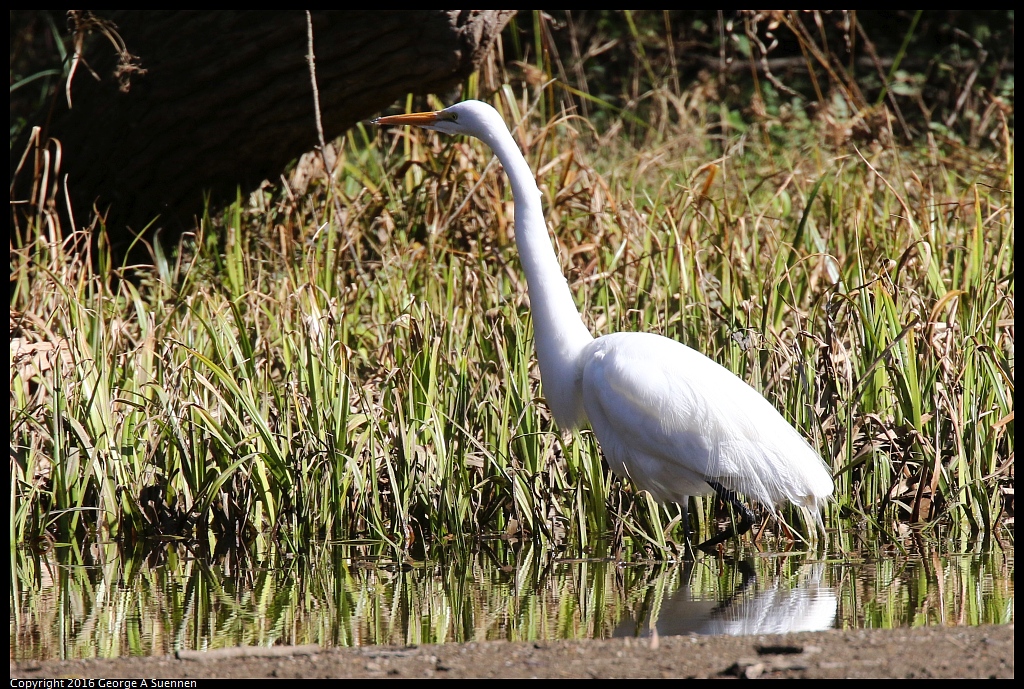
10,624,1013,679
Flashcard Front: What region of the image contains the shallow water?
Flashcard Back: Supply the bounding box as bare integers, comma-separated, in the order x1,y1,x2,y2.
9,537,1014,661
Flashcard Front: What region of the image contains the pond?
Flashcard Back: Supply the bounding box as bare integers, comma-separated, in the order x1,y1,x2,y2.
9,534,1013,661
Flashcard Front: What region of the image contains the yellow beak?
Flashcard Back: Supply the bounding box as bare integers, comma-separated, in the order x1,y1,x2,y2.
374,111,443,127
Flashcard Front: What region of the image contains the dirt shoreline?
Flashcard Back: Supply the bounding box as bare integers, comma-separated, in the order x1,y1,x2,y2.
10,623,1013,679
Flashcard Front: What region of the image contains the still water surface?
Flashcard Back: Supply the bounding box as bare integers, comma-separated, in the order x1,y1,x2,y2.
10,537,1013,660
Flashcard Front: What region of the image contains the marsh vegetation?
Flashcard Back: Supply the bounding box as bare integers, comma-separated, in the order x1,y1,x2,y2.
9,11,1014,660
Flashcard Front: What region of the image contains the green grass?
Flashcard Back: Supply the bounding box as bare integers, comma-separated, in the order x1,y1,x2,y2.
10,68,1013,558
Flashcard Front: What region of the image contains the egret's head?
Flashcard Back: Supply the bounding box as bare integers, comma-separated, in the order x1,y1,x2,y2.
375,100,503,139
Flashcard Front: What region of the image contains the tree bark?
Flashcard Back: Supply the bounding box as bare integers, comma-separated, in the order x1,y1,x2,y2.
14,10,514,244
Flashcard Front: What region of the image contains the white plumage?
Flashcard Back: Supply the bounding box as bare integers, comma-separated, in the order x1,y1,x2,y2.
582,332,832,513
376,100,833,544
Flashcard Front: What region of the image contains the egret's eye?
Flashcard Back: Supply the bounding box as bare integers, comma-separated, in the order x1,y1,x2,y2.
450,113,459,122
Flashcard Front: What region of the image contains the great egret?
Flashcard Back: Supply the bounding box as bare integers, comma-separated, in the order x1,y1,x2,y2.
376,100,833,550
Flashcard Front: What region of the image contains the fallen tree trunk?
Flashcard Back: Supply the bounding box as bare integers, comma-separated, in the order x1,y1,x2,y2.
13,10,514,247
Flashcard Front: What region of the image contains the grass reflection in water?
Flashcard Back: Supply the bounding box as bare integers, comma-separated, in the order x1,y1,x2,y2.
10,537,1014,661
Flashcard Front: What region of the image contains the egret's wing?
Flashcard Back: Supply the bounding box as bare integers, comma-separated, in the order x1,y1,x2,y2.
581,332,830,507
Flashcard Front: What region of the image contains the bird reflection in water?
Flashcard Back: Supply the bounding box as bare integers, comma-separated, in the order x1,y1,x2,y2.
614,558,837,637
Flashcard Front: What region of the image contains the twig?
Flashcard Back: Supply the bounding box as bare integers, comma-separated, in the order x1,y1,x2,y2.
305,11,331,175
176,644,322,661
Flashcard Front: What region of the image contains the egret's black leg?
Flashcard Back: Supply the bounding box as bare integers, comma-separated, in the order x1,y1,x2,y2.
696,481,757,552
679,500,696,560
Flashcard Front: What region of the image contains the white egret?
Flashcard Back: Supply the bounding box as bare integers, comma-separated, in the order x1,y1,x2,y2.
376,100,833,550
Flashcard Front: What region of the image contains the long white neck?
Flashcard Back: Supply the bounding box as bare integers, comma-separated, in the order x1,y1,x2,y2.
476,120,594,429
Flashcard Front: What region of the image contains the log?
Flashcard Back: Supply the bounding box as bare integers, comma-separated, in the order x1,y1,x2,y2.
13,10,514,245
